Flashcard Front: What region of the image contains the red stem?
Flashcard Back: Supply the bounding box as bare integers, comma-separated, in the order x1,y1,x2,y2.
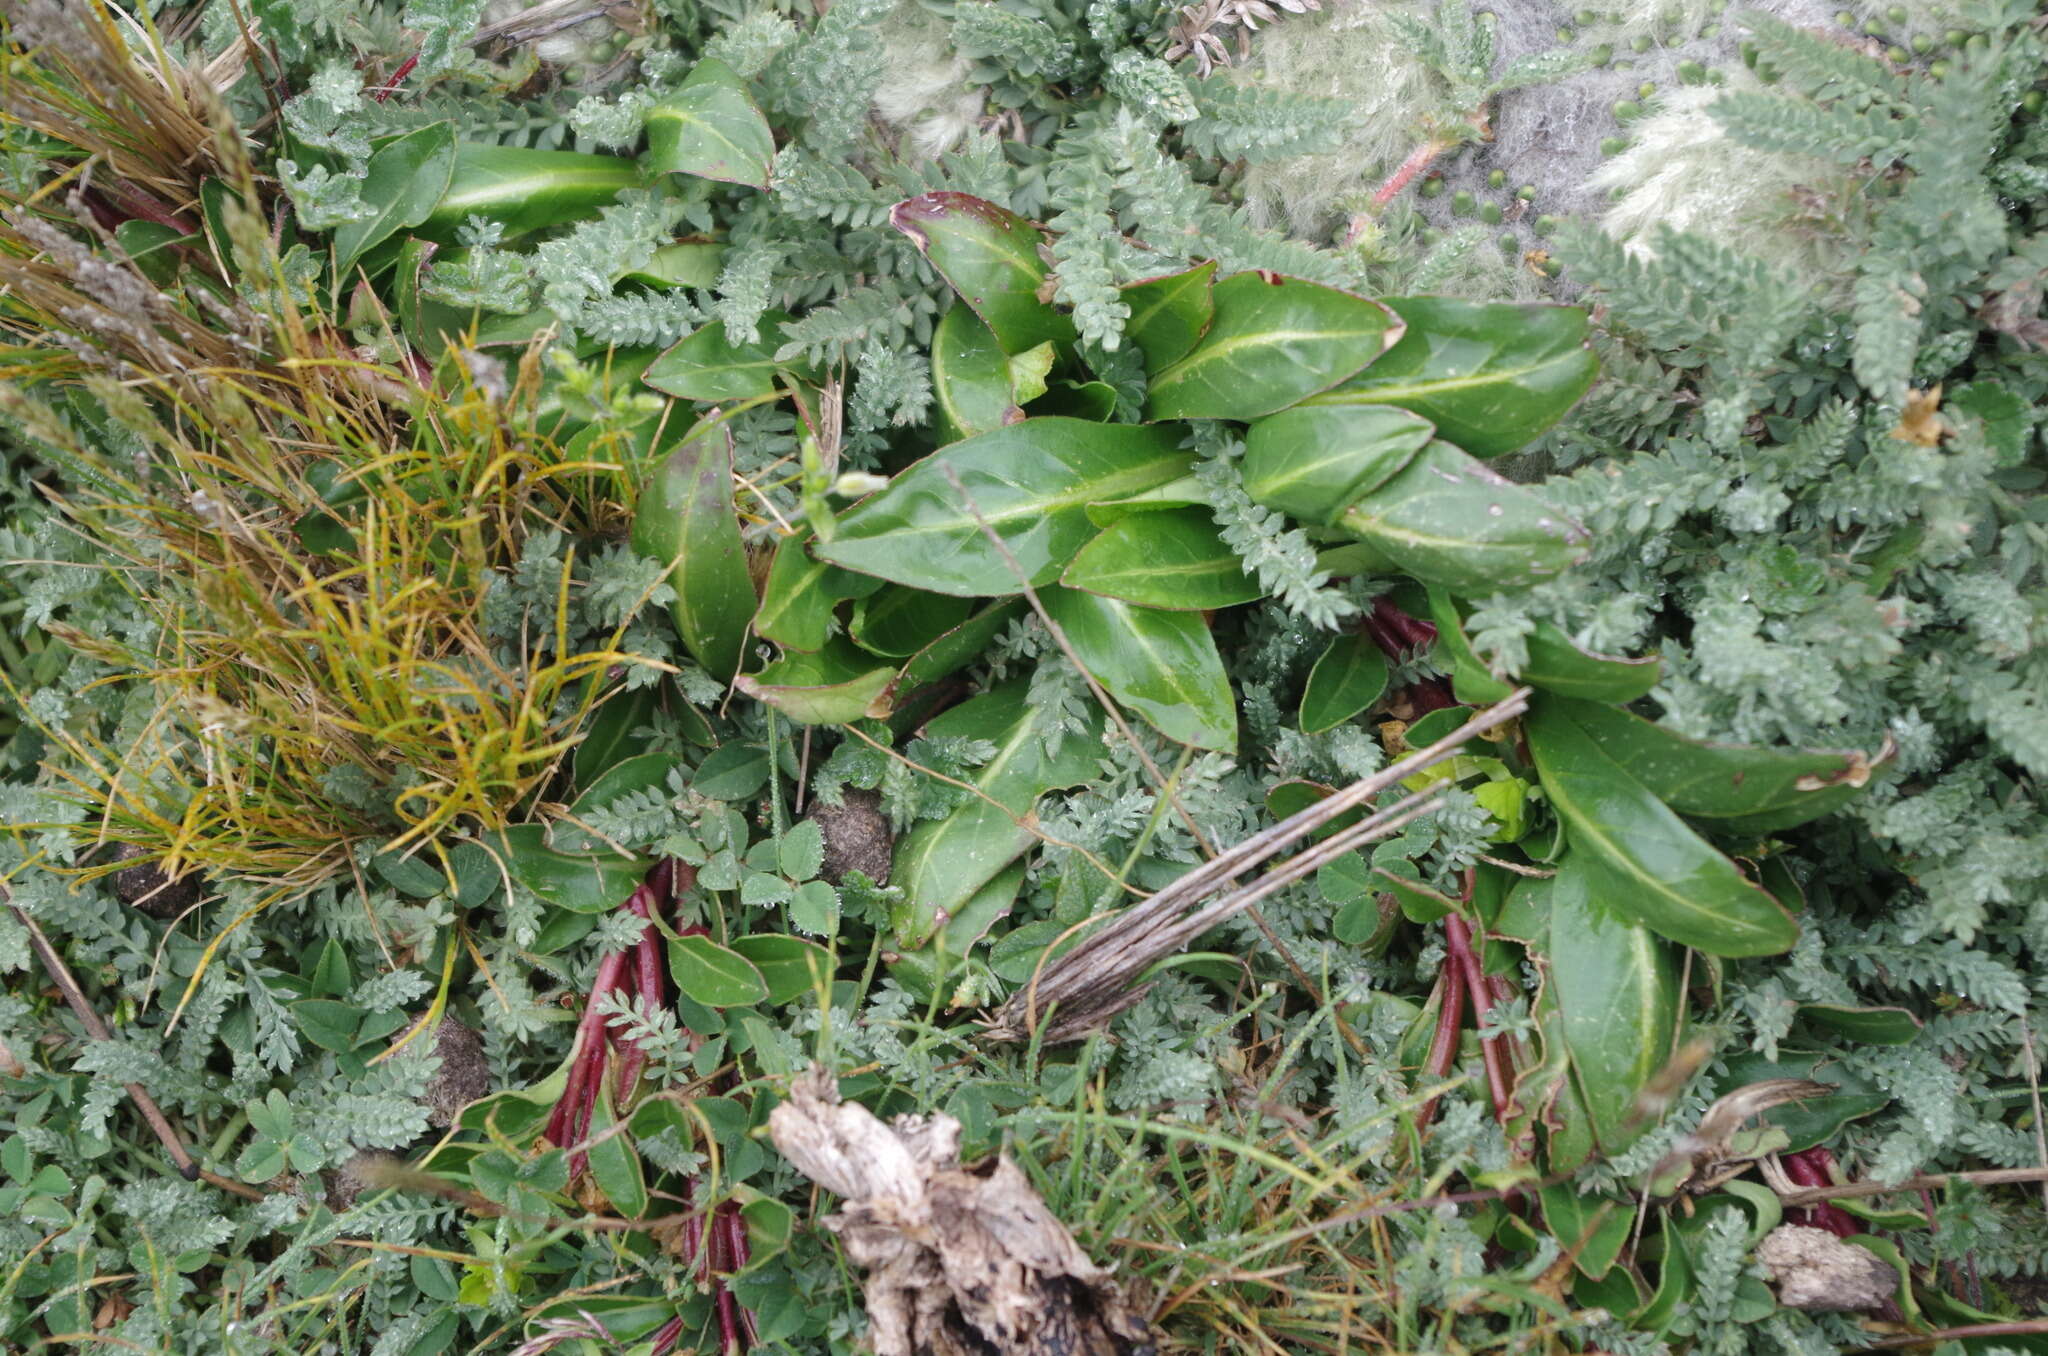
1372,140,1446,208
371,52,420,103
1414,966,1466,1130
546,945,631,1147
1781,1147,1860,1237
1446,915,1515,1124
649,1316,685,1356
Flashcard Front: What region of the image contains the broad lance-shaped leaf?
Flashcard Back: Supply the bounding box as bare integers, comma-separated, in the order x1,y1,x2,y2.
891,193,1075,354
734,637,895,725
1334,442,1589,594
817,418,1192,596
644,311,809,403
1146,271,1403,421
1525,696,1798,957
1541,695,1888,835
334,121,455,272
643,58,773,189
1121,260,1216,371
753,531,881,652
416,145,639,240
1427,589,1661,705
1041,587,1236,753
631,425,755,680
851,586,971,657
889,683,1104,948
1299,630,1389,734
931,303,1020,441
1542,854,1682,1152
1308,297,1598,458
1060,507,1263,610
1242,404,1436,525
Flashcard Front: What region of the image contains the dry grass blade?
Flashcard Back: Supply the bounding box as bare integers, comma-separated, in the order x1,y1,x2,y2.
984,690,1531,1043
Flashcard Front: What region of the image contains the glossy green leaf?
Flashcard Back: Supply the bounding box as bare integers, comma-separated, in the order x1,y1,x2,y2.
115,220,192,285
418,145,639,240
1428,590,1660,703
1525,698,1799,957
1060,507,1263,610
1083,475,1207,525
1797,1002,1922,1045
555,751,676,851
734,637,895,724
1539,1184,1632,1280
1242,404,1436,525
1546,853,1682,1151
891,192,1075,354
850,586,972,657
335,122,457,272
623,241,725,289
643,310,802,403
889,683,1103,947
754,531,879,652
817,418,1192,596
667,933,770,1008
932,303,1021,441
1121,260,1216,373
489,826,644,914
896,598,1026,693
1300,631,1391,734
1264,779,1365,840
1146,271,1402,421
1530,977,1599,1172
575,687,661,788
691,743,771,800
730,934,833,1005
643,58,773,189
631,425,755,680
1042,587,1236,752
1308,297,1598,457
1539,696,1886,835
1334,441,1589,594
584,1092,648,1218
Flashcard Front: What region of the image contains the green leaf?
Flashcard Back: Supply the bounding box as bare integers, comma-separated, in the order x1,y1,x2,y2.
419,145,640,240
1537,696,1886,835
237,1139,287,1184
891,192,1075,354
1428,592,1660,703
575,687,662,788
734,637,896,724
817,418,1192,596
1545,853,1682,1152
115,220,190,286
584,1092,648,1218
1334,442,1589,594
1060,508,1263,610
623,241,726,290
778,821,825,881
1242,404,1437,525
1308,297,1598,457
1524,698,1799,957
335,122,457,273
1083,475,1207,525
667,933,770,1008
1121,260,1216,373
850,586,973,657
789,879,840,937
490,826,646,914
1539,1184,1632,1280
932,303,1022,441
1797,1002,1921,1045
631,424,755,680
889,683,1104,948
1146,271,1402,421
1042,587,1236,752
691,743,770,800
643,311,803,403
730,934,833,1004
1300,631,1390,734
643,58,774,189
754,531,879,652
897,598,1026,692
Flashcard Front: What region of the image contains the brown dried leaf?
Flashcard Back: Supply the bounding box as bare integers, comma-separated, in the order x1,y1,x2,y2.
768,1068,1158,1356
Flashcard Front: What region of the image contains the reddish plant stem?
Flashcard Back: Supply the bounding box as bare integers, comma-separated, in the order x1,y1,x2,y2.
1360,598,1458,714
1445,915,1515,1124
1781,1148,1860,1237
546,945,631,1149
1372,140,1447,209
649,1316,685,1356
1414,966,1467,1130
370,52,420,102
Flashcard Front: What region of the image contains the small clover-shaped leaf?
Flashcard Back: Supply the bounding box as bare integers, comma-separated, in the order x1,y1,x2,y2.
778,820,824,881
